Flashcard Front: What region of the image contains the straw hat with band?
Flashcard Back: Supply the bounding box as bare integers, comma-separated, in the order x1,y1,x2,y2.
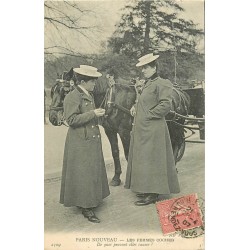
136,53,159,67
73,65,102,77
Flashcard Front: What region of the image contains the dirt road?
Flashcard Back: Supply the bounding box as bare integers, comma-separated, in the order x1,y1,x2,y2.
44,123,204,234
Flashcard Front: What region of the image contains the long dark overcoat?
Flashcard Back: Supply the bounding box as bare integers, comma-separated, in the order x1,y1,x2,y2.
125,76,180,195
60,87,110,208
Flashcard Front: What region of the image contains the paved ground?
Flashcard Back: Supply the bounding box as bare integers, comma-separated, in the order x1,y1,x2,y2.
44,121,204,235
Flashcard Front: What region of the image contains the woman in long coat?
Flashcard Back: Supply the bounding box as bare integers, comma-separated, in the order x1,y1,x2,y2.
60,65,110,223
125,54,180,206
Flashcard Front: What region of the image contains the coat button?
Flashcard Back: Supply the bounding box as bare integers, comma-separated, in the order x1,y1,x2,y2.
93,135,95,138
97,135,100,138
92,125,94,128
85,103,88,106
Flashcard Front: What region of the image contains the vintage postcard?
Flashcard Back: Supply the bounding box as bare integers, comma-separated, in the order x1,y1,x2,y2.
44,0,205,249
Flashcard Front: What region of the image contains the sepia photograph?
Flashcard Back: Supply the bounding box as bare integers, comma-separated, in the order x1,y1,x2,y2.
44,0,205,249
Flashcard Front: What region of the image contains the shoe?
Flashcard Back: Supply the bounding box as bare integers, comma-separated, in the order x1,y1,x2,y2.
134,194,159,206
136,193,146,198
82,208,100,223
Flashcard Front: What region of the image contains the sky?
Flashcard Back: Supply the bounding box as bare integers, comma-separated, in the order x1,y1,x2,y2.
96,0,204,39
178,0,204,27
44,0,205,55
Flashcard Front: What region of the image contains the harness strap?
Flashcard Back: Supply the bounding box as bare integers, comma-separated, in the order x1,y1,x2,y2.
168,111,205,122
49,106,63,111
99,88,110,108
168,119,202,130
113,103,132,116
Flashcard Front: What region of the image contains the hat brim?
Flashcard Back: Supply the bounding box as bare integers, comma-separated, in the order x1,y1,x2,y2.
136,55,159,67
73,68,102,77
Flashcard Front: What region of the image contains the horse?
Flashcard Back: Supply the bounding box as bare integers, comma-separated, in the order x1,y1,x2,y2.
49,69,74,126
49,68,190,186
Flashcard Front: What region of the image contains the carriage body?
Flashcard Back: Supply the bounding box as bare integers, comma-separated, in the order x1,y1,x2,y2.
183,87,205,141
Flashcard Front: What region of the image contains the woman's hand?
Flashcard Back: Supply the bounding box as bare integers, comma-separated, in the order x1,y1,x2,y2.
94,108,106,117
130,106,136,117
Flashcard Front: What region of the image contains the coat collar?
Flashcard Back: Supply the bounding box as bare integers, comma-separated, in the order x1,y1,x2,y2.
150,72,158,81
143,74,160,89
75,85,93,101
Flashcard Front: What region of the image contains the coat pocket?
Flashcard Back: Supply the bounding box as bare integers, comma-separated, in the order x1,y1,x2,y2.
83,126,87,139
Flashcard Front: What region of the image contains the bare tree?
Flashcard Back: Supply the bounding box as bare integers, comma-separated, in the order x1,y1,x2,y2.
44,1,105,61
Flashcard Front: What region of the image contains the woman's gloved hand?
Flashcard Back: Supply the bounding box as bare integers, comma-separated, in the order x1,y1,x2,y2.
130,106,136,117
94,108,106,117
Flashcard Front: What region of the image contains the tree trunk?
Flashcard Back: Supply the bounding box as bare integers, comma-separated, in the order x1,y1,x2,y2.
143,1,151,54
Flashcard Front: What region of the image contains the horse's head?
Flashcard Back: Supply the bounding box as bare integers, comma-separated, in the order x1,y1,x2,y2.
93,74,137,120
49,68,75,126
92,75,109,107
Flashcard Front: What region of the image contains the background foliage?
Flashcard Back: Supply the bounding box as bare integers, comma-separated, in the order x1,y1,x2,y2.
44,0,204,89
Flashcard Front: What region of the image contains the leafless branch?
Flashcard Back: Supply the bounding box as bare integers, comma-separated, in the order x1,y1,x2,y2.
44,51,86,58
44,45,87,57
64,1,95,14
44,17,97,30
44,1,104,58
44,3,76,25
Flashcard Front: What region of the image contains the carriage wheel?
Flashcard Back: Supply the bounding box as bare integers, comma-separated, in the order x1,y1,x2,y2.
176,140,186,162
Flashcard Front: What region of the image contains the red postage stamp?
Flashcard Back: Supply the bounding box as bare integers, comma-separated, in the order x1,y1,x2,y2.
156,193,203,235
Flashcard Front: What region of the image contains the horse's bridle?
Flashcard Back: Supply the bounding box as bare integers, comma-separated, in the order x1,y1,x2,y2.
49,81,74,126
99,82,136,117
